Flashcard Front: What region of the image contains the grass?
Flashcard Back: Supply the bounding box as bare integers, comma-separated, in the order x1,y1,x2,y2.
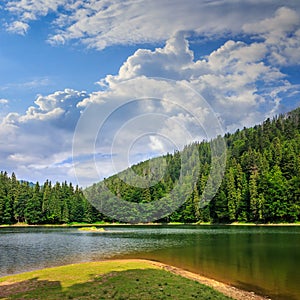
2,221,300,228
68,221,115,226
0,260,233,300
78,226,105,232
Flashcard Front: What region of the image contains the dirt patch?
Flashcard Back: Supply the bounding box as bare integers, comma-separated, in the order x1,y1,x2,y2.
0,278,61,298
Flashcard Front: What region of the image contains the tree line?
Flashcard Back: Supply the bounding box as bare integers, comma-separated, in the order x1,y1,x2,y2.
0,174,102,225
1,107,300,224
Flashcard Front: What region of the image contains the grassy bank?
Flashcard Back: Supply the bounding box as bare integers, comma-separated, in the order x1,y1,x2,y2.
0,260,233,300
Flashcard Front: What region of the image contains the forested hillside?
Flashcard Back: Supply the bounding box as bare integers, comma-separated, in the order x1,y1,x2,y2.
87,107,300,224
0,174,101,225
1,107,300,225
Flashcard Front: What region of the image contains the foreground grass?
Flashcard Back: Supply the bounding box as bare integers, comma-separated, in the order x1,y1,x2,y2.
0,260,232,300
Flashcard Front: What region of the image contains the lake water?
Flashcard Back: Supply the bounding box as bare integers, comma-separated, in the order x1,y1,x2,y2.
0,225,299,300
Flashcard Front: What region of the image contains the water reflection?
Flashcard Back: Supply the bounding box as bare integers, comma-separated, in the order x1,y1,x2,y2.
0,225,300,300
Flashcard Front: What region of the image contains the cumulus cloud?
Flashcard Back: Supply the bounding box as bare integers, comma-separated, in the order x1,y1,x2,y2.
101,32,195,82
6,20,29,35
0,89,88,183
243,7,300,65
93,33,292,132
3,89,86,125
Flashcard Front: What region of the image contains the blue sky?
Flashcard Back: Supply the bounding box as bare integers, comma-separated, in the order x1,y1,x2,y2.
0,0,300,186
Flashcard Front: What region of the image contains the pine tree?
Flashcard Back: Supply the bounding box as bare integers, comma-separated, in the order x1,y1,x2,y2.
249,170,259,221
41,180,52,223
14,181,31,223
25,182,42,224
227,167,237,221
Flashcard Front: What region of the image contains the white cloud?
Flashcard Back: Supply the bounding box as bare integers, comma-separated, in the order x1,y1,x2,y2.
6,20,29,35
243,7,299,42
92,34,290,132
0,88,88,183
6,0,67,21
101,32,195,82
243,7,300,65
3,89,87,125
0,98,9,104
4,1,300,49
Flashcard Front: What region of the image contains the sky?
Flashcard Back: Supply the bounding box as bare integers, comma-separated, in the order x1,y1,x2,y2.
0,0,300,187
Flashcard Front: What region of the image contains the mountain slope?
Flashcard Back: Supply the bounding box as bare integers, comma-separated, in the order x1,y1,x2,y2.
85,107,300,223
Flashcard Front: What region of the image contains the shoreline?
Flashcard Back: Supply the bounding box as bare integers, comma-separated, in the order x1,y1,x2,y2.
142,259,270,300
0,259,270,300
1,222,300,228
143,259,270,300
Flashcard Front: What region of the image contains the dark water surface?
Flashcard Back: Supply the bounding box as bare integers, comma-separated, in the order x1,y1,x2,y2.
0,225,299,299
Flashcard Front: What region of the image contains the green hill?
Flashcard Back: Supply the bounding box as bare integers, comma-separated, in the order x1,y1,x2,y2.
85,107,300,224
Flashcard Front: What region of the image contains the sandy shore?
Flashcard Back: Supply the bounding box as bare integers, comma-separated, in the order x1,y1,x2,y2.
118,259,271,300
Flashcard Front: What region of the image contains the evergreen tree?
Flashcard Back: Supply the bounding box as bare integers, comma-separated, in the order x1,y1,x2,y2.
14,182,31,223
25,182,43,224
249,170,259,221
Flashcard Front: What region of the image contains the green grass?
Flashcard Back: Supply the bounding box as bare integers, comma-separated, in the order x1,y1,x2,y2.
68,221,113,226
78,226,105,232
0,261,232,300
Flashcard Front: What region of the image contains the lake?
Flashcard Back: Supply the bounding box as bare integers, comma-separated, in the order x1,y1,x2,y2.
0,225,299,300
